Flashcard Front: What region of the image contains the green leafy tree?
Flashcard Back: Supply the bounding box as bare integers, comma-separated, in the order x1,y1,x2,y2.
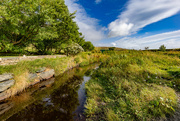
57,12,85,47
0,0,85,54
0,0,47,51
159,45,166,52
82,41,95,51
145,47,149,50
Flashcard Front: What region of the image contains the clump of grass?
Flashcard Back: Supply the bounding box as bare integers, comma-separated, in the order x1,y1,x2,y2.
85,50,179,120
74,57,81,63
79,61,89,67
105,109,120,121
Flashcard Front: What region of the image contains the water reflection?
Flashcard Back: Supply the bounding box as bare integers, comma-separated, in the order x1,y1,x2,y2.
0,63,99,121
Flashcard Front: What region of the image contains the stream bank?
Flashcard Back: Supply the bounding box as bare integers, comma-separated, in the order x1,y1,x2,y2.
0,53,107,102
0,63,100,121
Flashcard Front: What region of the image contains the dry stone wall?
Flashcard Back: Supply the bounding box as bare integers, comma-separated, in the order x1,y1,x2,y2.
0,55,65,101
0,68,55,101
0,74,15,93
0,55,66,65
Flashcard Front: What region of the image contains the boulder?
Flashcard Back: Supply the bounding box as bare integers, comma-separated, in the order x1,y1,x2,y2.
29,73,38,81
0,102,14,115
39,69,55,80
0,73,13,82
0,80,15,92
0,92,7,100
36,67,46,73
39,77,55,87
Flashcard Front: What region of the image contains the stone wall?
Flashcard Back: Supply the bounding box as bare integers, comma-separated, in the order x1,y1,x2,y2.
0,67,55,101
0,55,66,65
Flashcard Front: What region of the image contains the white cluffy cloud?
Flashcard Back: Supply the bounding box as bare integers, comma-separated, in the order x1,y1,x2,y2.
65,0,105,41
111,42,117,47
95,0,102,4
112,30,180,49
108,0,180,37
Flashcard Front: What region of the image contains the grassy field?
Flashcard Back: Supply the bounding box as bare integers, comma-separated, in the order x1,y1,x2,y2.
0,52,108,98
85,50,180,121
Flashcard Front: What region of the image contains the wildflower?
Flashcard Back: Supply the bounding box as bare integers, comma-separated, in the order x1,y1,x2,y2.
160,97,164,101
166,104,170,108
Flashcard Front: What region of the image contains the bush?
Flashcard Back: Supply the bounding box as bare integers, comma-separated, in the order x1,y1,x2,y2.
159,45,166,52
82,41,95,51
64,43,84,56
92,48,101,53
109,47,116,51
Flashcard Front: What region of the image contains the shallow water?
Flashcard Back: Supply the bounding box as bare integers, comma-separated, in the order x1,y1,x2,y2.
0,63,99,121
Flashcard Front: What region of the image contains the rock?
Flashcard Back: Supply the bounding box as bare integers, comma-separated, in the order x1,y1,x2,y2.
0,73,13,82
0,80,15,92
39,69,55,80
29,73,38,81
0,91,7,100
0,102,14,115
39,77,55,87
0,92,9,101
36,67,46,73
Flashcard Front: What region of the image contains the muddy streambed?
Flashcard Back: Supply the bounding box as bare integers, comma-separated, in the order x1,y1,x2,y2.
0,63,100,121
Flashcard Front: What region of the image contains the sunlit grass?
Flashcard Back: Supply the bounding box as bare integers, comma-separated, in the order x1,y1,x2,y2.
85,50,180,120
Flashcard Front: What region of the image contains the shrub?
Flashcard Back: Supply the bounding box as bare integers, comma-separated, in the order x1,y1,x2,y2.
159,45,166,52
64,43,84,56
109,47,116,51
82,41,95,51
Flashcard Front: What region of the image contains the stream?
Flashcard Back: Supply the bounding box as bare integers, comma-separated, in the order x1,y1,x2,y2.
0,63,100,121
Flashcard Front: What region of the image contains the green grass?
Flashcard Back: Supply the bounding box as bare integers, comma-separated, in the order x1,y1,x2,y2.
85,50,180,121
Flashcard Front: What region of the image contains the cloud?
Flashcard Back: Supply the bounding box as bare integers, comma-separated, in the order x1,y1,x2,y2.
65,0,105,41
112,30,180,49
95,0,102,4
111,42,117,47
108,0,180,37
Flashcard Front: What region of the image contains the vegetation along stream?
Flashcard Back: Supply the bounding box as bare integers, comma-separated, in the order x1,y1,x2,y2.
0,63,100,121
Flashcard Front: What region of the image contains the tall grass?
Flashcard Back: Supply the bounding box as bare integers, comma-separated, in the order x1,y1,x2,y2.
85,50,179,120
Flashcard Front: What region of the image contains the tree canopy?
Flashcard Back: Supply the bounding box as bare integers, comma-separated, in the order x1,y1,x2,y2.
82,41,95,51
0,0,88,54
159,45,166,52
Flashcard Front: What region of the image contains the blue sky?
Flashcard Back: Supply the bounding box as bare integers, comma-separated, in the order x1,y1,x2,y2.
65,0,180,49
